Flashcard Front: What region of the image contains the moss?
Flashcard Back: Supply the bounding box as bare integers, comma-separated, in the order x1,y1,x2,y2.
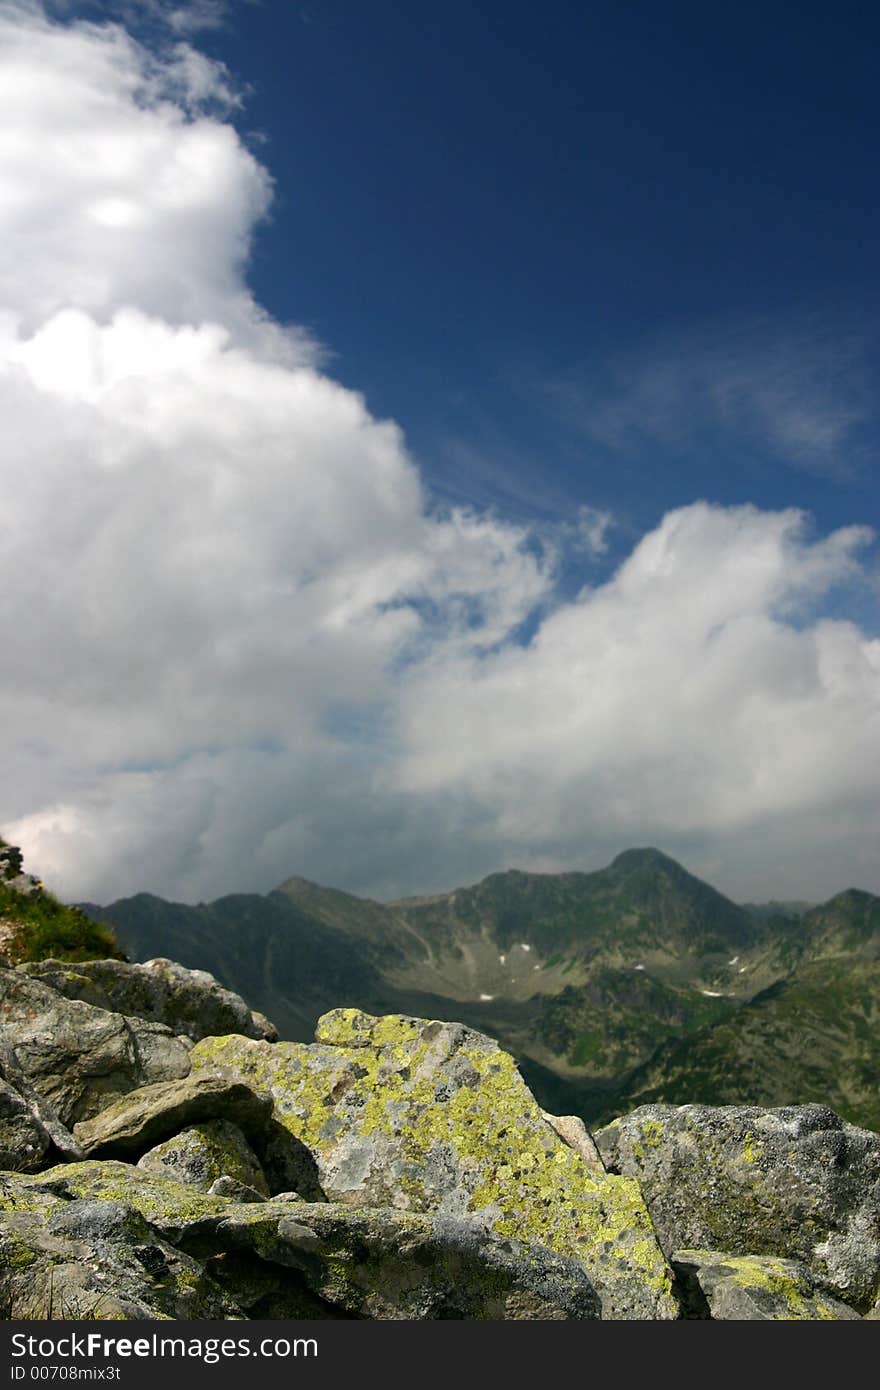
726,1255,827,1317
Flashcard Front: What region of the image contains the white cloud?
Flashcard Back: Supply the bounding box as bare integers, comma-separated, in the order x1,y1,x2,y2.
1,5,879,908
0,2,266,336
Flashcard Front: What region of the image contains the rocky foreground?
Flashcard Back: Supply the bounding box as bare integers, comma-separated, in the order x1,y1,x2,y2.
1,954,878,1320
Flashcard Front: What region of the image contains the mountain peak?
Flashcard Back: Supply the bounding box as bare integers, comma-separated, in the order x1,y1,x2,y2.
609,847,685,874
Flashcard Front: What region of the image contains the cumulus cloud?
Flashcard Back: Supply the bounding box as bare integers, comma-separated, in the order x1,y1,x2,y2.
0,2,267,336
1,4,878,906
396,506,879,845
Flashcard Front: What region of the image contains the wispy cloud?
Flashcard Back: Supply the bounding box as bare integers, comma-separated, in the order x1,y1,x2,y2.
46,0,235,36
543,313,877,482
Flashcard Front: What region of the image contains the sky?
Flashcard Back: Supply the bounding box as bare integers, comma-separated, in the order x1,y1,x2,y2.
1,0,878,907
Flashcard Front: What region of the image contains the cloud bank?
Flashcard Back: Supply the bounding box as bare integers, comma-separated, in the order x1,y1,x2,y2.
2,3,878,906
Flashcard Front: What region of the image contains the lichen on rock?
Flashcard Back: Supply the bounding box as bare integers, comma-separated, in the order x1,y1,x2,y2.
595,1102,880,1313
138,1119,269,1196
672,1249,862,1320
191,1007,678,1319
21,957,278,1044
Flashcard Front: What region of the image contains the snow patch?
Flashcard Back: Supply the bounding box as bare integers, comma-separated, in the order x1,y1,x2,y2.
479,993,494,1002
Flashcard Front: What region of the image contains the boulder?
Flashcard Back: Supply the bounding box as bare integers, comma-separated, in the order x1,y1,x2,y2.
0,1040,82,1172
73,1076,273,1158
541,1112,605,1174
26,1160,238,1241
595,1103,880,1313
72,1073,324,1200
190,1008,678,1319
16,1161,600,1319
201,1201,602,1320
21,957,278,1043
138,1119,269,1196
672,1249,862,1320
0,1177,235,1319
0,967,191,1126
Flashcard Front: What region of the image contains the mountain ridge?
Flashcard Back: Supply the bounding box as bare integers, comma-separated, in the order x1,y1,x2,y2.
75,846,880,1132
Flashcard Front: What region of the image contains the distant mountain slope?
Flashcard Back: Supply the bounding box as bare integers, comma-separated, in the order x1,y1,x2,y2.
611,890,880,1130
80,849,880,1133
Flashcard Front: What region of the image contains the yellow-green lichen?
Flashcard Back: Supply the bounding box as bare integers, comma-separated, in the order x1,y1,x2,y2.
192,1013,677,1317
22,1161,232,1229
683,1251,845,1320
639,1119,664,1150
1,1239,39,1270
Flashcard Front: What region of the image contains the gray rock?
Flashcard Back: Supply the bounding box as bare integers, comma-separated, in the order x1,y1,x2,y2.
0,967,191,1126
0,1039,82,1171
0,1079,60,1173
0,1181,236,1319
541,1111,605,1174
672,1249,862,1320
206,1202,603,1320
15,1161,600,1319
73,1076,273,1158
138,1119,269,1196
190,1008,678,1319
596,1103,880,1312
21,956,278,1043
207,1176,266,1202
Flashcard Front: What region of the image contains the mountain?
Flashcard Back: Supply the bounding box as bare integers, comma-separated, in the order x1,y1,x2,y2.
79,848,880,1132
614,889,880,1130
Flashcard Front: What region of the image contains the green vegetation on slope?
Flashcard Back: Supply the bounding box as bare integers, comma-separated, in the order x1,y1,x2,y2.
0,838,123,965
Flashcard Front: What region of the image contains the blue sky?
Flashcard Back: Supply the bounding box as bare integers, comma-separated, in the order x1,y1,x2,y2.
206,1,880,555
1,0,878,905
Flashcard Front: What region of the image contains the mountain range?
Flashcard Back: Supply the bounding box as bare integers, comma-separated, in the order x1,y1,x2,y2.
80,847,880,1132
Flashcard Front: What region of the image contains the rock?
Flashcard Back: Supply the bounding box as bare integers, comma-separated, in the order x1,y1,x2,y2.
16,1162,600,1319
73,1076,273,1158
0,1040,82,1172
204,1202,602,1320
21,957,278,1043
672,1250,862,1320
0,1176,235,1319
595,1103,880,1313
73,1074,323,1200
207,1175,266,1203
541,1112,605,1174
191,1008,678,1319
0,967,191,1126
138,1119,269,1196
26,1160,238,1242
